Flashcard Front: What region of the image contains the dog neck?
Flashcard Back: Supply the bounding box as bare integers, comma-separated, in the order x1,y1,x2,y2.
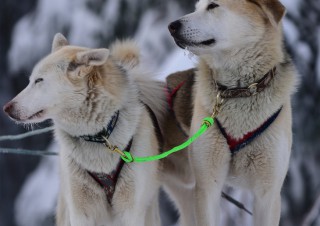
215,67,277,98
79,110,120,143
200,38,284,89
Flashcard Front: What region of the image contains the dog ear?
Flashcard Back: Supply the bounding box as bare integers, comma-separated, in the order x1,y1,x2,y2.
52,33,69,52
250,0,286,27
76,49,110,66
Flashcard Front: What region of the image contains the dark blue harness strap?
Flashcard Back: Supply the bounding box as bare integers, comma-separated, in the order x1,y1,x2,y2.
80,110,120,143
217,107,282,155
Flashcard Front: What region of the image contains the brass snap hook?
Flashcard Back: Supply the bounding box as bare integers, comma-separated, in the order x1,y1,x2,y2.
102,136,126,157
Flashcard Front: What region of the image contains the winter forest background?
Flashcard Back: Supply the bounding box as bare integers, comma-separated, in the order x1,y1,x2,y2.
0,0,319,225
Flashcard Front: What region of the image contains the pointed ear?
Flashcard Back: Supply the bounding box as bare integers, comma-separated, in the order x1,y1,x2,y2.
52,33,69,52
76,49,110,66
261,0,286,27
249,0,286,27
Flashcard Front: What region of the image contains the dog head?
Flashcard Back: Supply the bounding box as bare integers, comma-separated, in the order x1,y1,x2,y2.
3,34,111,125
3,34,138,136
168,0,285,57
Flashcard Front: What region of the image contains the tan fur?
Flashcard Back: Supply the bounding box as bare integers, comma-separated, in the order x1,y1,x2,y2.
157,69,196,226
110,40,140,69
4,34,166,226
168,0,298,225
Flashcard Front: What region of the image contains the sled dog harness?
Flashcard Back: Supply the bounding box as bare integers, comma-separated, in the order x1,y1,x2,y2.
88,139,133,205
212,67,282,154
165,73,282,156
216,108,282,155
80,110,131,205
80,105,163,204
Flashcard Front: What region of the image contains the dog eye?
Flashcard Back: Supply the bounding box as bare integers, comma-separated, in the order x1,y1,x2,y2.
68,62,79,71
207,2,219,10
35,78,43,84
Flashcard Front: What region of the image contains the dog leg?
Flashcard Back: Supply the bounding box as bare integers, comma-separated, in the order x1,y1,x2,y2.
253,189,281,226
191,145,230,226
145,197,161,226
162,152,196,226
56,192,70,226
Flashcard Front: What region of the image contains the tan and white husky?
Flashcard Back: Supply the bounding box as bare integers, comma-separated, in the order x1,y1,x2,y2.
3,33,165,226
168,0,298,225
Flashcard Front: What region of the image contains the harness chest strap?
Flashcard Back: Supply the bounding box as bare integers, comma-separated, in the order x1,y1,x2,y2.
82,104,162,205
78,110,127,205
164,67,280,155
88,139,133,205
216,107,282,155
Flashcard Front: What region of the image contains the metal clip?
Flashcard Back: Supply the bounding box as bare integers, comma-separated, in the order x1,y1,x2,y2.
211,92,224,118
102,136,125,157
248,83,258,95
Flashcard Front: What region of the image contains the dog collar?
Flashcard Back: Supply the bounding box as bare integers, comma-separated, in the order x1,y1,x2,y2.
217,67,276,98
88,138,133,205
80,110,120,143
216,107,282,155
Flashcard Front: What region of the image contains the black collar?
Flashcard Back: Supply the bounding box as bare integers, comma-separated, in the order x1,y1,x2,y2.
80,111,120,143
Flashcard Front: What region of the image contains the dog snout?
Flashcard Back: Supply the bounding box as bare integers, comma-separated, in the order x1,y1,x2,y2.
3,102,13,114
3,101,19,119
168,20,182,35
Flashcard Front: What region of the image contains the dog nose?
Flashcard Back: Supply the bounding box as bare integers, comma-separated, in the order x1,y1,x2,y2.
3,102,13,115
168,20,182,34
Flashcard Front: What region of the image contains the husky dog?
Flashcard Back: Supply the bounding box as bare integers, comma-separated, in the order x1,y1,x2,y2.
168,0,298,225
3,33,165,226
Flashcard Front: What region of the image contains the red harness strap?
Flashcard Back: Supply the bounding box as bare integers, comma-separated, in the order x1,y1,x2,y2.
166,81,186,110
167,78,282,155
88,139,133,205
216,108,282,155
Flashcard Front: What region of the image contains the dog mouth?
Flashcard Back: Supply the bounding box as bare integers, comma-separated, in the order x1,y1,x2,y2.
26,110,45,121
173,37,216,49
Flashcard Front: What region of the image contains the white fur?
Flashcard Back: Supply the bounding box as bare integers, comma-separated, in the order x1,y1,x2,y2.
4,34,166,226
169,0,298,225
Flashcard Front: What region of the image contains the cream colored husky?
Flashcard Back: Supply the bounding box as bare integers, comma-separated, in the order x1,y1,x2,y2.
3,34,165,226
168,0,298,225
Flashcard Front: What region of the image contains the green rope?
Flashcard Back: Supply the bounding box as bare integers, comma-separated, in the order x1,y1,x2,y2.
121,117,214,163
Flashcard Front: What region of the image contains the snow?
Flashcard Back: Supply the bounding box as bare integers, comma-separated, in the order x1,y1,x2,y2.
281,0,301,17
68,7,103,47
158,49,196,80
283,18,300,46
14,143,59,226
134,2,185,67
8,0,74,74
102,0,120,30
